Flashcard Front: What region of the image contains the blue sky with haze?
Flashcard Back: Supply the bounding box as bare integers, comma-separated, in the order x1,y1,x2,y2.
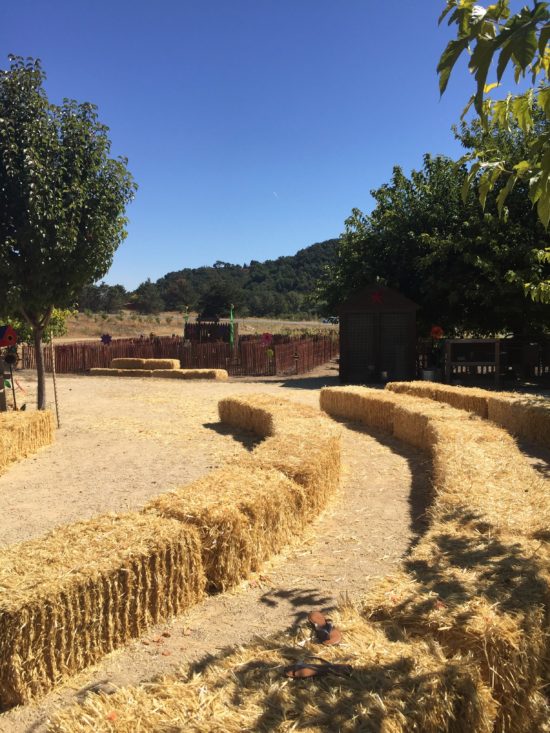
3,1,477,289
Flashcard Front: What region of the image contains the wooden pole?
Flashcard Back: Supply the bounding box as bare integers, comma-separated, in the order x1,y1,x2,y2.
50,333,61,428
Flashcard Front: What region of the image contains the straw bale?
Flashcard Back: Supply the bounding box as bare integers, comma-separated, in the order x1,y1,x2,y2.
49,606,496,733
320,386,400,433
152,368,229,380
391,400,478,453
218,393,328,438
0,410,55,476
0,513,204,706
387,381,489,419
88,368,120,376
487,393,550,450
145,464,307,591
250,432,341,514
110,358,146,369
141,358,181,370
364,525,548,733
429,419,550,539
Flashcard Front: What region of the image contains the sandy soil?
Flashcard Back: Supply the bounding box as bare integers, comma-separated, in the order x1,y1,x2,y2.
1,365,431,731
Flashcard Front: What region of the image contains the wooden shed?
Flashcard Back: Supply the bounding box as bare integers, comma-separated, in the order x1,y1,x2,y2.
338,285,418,383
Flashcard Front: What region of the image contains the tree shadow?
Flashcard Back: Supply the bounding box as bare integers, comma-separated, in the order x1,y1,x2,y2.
258,587,335,627
515,437,550,479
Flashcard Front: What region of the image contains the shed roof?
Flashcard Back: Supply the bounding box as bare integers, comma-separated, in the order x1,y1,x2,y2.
338,284,419,314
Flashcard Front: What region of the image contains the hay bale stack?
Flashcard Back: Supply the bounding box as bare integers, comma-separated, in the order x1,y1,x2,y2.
153,369,228,380
142,358,181,370
0,513,204,706
49,606,497,733
387,381,489,418
0,411,55,476
218,394,323,437
320,385,399,433
110,358,147,369
145,465,307,591
88,368,121,376
487,394,550,450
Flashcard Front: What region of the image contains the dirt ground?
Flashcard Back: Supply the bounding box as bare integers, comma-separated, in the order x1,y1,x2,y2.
0,365,430,731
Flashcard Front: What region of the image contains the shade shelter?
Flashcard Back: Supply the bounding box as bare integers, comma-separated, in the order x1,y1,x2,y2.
338,285,418,383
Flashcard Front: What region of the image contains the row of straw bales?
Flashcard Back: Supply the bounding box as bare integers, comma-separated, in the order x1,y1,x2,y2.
0,411,55,476
89,367,229,380
111,358,181,370
50,387,550,731
0,395,339,707
386,380,550,450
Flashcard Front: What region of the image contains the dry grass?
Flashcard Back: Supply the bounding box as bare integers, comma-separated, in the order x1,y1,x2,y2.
49,606,498,733
0,410,55,476
0,513,204,707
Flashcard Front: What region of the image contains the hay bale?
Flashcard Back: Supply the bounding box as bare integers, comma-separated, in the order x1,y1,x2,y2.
0,411,55,476
387,381,489,419
88,368,120,376
110,358,146,369
391,399,474,453
0,513,204,706
487,394,550,450
49,606,496,733
153,369,229,380
117,369,153,377
145,464,307,592
142,358,181,370
320,386,399,433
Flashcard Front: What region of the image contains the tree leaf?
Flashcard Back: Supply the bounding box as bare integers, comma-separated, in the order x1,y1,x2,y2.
537,187,550,227
438,38,469,95
496,172,518,216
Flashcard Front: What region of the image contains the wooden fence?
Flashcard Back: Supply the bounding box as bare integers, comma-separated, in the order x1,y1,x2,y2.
20,334,339,378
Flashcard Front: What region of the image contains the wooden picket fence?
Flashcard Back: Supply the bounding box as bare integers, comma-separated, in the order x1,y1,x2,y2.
20,334,339,378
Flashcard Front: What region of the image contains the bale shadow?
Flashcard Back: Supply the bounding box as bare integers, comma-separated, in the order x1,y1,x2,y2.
516,438,550,479
203,422,262,451
327,416,433,545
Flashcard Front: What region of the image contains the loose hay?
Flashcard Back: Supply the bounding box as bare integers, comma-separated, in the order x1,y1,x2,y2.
0,410,55,476
49,606,496,733
0,513,204,706
153,369,228,380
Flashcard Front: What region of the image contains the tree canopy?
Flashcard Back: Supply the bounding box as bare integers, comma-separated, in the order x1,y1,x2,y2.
319,150,550,337
438,0,550,300
0,56,136,407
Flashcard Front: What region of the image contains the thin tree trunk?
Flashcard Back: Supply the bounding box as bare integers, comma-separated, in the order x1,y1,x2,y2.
33,327,46,410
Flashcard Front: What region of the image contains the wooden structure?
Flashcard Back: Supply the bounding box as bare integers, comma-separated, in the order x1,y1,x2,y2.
339,285,418,383
444,338,501,386
184,321,238,344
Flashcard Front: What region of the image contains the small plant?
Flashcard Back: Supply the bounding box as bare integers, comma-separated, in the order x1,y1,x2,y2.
165,316,173,325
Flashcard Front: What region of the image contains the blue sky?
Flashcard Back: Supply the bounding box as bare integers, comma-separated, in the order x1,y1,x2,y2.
3,1,475,289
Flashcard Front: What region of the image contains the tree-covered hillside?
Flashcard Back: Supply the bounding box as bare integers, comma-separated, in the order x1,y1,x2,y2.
79,239,338,318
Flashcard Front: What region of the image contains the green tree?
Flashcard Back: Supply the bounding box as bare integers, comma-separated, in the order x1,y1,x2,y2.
437,0,550,300
320,154,550,337
132,279,165,314
0,56,136,408
198,280,242,320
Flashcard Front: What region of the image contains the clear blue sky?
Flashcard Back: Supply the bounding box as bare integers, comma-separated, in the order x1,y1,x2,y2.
3,1,474,289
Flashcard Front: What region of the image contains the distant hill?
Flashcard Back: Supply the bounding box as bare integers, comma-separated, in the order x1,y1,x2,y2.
78,239,339,318
154,239,339,318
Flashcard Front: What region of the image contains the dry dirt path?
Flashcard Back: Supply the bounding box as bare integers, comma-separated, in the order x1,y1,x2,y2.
0,367,429,732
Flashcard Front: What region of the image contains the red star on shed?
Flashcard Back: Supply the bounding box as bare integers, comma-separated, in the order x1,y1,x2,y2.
370,291,383,305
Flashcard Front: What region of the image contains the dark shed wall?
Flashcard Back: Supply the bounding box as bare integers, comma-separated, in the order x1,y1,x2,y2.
338,286,417,383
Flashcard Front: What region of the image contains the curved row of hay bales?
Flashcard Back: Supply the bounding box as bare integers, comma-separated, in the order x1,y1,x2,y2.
0,410,55,476
386,380,550,450
49,387,550,733
89,358,229,380
0,395,340,708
